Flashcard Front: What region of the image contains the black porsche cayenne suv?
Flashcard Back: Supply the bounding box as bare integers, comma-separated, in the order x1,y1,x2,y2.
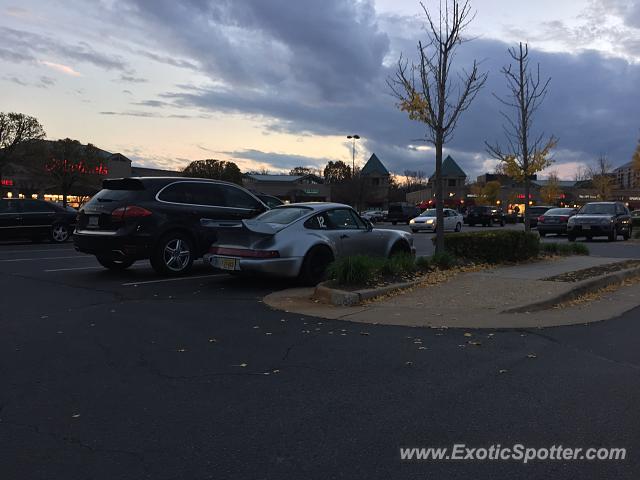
74,177,268,275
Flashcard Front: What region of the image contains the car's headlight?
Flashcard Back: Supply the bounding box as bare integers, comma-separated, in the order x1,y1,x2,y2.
426,219,435,224
409,219,415,224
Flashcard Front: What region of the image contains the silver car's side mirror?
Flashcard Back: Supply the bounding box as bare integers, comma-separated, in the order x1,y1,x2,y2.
364,219,374,231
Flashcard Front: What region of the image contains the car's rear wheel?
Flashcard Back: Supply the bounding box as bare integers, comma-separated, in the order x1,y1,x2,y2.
455,222,462,232
151,232,194,276
299,246,334,286
97,254,135,271
51,223,71,243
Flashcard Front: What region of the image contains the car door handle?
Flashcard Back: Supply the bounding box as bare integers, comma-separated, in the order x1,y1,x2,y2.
340,234,349,239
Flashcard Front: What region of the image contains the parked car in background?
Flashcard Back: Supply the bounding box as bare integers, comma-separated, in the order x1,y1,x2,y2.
536,207,578,237
387,203,421,225
360,210,385,223
74,177,268,275
465,205,505,227
0,198,77,243
205,203,415,285
567,202,632,242
525,206,553,228
409,208,464,233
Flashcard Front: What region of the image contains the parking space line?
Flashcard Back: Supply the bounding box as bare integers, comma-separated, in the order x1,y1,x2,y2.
122,274,226,286
44,266,104,272
0,255,88,262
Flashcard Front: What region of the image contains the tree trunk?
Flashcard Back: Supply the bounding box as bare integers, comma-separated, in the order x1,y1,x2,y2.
523,177,530,232
434,134,445,254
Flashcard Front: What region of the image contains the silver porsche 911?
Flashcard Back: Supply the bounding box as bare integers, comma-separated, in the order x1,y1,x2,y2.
204,202,415,284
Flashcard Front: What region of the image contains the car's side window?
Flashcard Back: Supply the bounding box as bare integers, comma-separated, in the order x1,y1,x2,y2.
326,209,360,230
0,200,21,213
304,212,331,230
222,185,261,210
159,182,226,207
22,200,56,213
157,182,193,204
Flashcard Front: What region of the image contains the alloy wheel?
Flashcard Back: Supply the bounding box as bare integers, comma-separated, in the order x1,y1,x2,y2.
163,238,191,272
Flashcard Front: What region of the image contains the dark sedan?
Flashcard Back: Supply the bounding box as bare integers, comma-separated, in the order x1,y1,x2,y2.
567,202,632,242
536,207,578,237
0,198,76,243
466,206,505,227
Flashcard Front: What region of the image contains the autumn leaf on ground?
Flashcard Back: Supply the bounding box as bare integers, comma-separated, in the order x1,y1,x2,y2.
527,353,537,359
499,369,508,374
464,333,473,337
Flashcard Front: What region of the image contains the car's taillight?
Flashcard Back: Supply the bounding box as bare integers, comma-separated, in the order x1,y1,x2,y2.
209,247,280,258
559,216,570,221
537,216,545,223
111,206,153,221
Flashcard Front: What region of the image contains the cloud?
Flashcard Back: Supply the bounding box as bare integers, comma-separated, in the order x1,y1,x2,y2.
119,74,148,83
227,148,334,172
40,60,81,77
0,26,130,72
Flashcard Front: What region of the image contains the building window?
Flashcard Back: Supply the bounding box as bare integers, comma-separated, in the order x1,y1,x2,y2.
448,179,456,187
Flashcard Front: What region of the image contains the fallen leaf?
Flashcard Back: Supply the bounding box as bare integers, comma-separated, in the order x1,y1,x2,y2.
527,353,537,359
405,361,413,366
234,363,248,368
56,331,63,334
418,346,427,350
208,338,217,343
499,369,508,374
71,414,81,418
177,348,187,352
265,332,273,336
464,333,473,337
360,332,370,336
468,341,482,346
253,326,260,329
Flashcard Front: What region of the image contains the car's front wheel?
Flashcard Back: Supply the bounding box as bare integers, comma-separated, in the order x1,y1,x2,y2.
623,227,632,240
97,254,135,271
299,245,334,286
151,232,194,275
51,223,71,243
455,222,462,232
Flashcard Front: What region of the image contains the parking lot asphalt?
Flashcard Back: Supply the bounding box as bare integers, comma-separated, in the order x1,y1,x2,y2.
2,239,640,479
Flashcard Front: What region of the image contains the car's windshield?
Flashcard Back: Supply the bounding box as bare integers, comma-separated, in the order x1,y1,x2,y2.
545,208,575,216
420,209,437,217
578,204,616,215
255,206,312,224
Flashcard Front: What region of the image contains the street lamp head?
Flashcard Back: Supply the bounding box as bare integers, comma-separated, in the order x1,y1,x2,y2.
347,135,360,140
353,135,360,139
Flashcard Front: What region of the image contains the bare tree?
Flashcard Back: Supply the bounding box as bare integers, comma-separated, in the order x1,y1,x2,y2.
574,165,590,183
388,0,487,253
0,112,46,177
589,155,615,200
485,43,557,231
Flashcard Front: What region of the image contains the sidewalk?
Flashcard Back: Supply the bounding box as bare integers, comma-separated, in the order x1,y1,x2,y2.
264,256,640,329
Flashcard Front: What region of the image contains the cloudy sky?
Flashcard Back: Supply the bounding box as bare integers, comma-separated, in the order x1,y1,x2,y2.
1,0,640,180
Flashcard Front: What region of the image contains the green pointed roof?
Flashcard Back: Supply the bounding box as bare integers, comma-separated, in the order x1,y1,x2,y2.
431,155,466,178
360,153,389,176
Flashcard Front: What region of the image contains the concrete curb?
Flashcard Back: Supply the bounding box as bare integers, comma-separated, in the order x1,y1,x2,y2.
312,278,425,306
502,265,640,314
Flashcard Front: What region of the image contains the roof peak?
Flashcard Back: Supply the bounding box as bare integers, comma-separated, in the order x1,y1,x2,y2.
360,153,389,176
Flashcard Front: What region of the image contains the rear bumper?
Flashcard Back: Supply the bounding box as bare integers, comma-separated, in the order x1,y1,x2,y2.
205,254,303,278
73,230,153,259
537,224,568,234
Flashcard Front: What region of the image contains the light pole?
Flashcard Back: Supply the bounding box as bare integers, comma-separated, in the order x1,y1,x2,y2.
346,134,360,175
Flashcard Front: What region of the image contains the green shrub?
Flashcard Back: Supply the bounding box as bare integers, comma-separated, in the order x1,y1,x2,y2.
327,255,383,286
415,256,432,272
541,242,589,256
431,251,457,269
434,230,540,263
570,243,590,255
382,252,415,276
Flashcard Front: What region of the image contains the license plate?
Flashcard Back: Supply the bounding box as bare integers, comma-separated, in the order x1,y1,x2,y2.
211,256,239,271
87,216,99,228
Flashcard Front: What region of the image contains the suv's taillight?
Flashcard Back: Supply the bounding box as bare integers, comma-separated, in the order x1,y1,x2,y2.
537,216,545,223
111,206,153,221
